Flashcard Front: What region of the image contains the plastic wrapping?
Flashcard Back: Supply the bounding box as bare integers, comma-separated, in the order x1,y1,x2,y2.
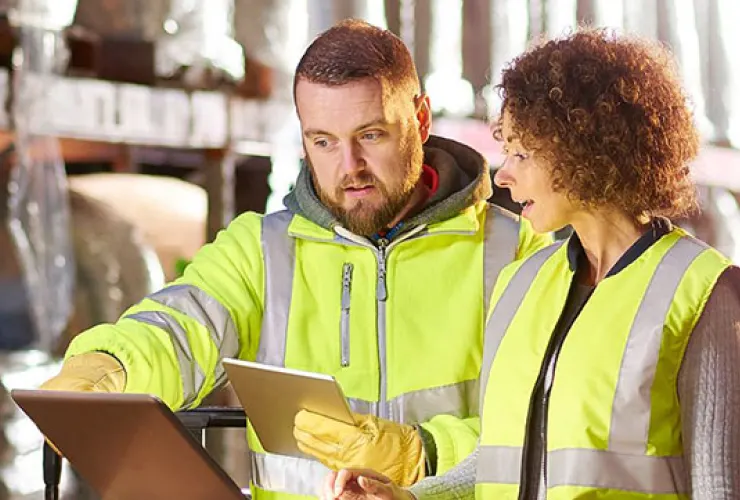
156,0,245,84
66,186,165,329
232,0,307,212
5,0,77,353
234,0,308,101
6,0,77,30
72,0,171,42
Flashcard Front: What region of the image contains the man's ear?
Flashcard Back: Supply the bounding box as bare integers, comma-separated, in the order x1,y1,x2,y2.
415,94,432,142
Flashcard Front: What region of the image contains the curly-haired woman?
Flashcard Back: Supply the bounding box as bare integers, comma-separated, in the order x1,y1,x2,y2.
323,27,740,500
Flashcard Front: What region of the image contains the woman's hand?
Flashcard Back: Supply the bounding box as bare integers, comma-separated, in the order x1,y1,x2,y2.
321,469,415,500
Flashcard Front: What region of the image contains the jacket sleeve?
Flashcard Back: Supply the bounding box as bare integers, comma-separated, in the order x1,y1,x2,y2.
419,416,480,475
65,211,266,410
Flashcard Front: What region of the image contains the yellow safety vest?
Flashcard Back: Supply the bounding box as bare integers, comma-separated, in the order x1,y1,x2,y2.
476,228,730,499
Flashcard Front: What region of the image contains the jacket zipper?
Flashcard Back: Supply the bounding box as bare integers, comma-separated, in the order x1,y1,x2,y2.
376,238,389,419
332,224,427,419
340,263,354,367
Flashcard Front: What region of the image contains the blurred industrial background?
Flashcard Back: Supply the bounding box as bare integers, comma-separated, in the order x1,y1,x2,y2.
1,0,740,498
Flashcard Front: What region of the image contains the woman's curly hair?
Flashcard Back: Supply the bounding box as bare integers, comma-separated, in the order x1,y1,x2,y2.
495,27,699,221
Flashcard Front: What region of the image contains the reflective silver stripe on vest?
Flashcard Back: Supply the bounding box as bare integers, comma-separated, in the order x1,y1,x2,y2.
125,310,206,408
256,210,296,366
251,451,329,496
479,242,564,411
548,448,688,494
477,446,688,494
477,445,522,483
483,205,521,311
609,237,707,453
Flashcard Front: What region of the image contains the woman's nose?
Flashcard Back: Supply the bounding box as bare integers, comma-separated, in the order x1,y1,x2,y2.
494,162,514,188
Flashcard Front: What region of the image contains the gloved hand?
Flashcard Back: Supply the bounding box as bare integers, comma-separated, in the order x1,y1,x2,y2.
294,410,426,487
39,352,126,455
40,352,126,393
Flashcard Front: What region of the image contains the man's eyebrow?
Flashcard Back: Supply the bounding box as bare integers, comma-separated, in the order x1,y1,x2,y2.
303,128,331,138
303,119,389,138
354,119,389,131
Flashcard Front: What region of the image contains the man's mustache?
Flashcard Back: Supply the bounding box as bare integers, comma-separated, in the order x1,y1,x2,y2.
339,173,378,189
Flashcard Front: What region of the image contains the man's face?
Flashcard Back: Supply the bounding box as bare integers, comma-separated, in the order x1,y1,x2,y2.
295,78,430,236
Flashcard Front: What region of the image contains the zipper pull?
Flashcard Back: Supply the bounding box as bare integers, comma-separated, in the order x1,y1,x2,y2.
341,263,353,310
340,263,353,367
377,238,388,301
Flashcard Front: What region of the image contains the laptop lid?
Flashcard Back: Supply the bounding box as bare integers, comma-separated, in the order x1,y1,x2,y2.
11,389,246,500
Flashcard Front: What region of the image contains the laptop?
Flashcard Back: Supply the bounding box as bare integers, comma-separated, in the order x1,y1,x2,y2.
11,389,248,500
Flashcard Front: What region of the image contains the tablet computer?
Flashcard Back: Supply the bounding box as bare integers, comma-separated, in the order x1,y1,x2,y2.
11,389,246,500
223,358,355,457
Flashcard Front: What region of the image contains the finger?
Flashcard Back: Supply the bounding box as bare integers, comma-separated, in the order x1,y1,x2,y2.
322,471,339,500
294,428,343,456
334,468,366,497
295,410,357,438
353,469,392,484
358,476,393,497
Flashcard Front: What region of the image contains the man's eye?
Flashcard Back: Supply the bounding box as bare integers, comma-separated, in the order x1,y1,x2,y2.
361,131,382,141
514,153,528,160
314,138,329,148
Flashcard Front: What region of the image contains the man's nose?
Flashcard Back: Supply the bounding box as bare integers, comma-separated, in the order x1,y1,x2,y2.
340,142,365,174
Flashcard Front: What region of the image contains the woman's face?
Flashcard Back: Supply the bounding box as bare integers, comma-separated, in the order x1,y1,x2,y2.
494,111,578,233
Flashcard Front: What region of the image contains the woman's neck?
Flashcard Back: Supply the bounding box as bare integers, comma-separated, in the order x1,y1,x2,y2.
570,209,649,286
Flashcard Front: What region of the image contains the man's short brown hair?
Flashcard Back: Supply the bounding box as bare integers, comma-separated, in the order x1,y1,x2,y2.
294,19,421,101
495,27,699,221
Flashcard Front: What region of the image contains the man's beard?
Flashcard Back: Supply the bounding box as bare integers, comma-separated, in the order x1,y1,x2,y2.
309,136,424,236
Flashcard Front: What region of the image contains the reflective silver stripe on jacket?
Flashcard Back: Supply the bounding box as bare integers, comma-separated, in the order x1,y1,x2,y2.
125,284,240,408
483,204,522,311
347,379,478,424
256,210,296,367
477,236,706,495
252,451,330,496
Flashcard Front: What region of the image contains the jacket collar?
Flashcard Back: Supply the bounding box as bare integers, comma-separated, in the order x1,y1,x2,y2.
566,218,673,276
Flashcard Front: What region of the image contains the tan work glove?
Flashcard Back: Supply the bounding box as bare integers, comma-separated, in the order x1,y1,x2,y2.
39,352,126,455
294,410,426,487
40,352,127,393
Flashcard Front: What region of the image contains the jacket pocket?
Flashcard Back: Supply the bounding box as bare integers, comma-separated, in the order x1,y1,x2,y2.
340,262,353,367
